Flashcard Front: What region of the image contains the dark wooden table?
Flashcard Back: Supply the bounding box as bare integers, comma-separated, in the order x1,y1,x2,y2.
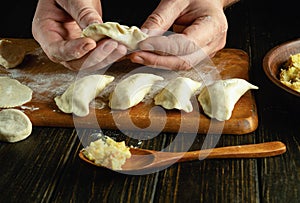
0,0,299,202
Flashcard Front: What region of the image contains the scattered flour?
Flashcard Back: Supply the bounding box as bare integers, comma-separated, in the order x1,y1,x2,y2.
1,47,220,108
9,69,76,102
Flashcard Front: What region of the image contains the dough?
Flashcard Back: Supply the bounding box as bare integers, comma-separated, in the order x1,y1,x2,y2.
82,22,148,50
55,74,114,117
0,39,26,69
154,77,202,112
109,73,164,110
198,78,258,121
0,109,32,143
0,77,33,108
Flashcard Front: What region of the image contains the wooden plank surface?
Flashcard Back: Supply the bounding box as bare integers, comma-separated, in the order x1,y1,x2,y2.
1,1,300,203
244,1,300,202
0,38,258,134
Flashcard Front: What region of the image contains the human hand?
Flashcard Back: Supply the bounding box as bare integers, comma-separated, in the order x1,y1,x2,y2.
129,0,234,70
32,0,127,71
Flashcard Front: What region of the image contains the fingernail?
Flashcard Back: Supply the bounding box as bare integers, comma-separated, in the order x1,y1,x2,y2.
103,41,118,53
133,56,144,64
83,43,95,52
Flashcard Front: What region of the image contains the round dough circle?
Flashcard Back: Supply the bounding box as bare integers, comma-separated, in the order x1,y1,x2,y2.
0,109,32,143
0,39,26,69
0,77,33,108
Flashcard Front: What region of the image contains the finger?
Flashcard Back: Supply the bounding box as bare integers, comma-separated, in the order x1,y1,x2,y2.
172,24,186,33
33,27,96,64
141,0,187,35
130,49,208,71
130,52,185,70
32,1,98,63
44,37,96,63
182,13,228,49
200,32,227,57
56,0,103,28
131,26,227,71
67,39,118,70
82,46,127,72
81,42,127,71
63,39,127,71
138,34,199,56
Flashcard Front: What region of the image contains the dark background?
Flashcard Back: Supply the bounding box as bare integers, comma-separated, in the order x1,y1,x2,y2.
1,1,299,202
0,0,38,38
0,0,160,38
1,0,299,49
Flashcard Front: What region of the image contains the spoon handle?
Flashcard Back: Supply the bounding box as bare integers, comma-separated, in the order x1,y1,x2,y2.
180,141,286,162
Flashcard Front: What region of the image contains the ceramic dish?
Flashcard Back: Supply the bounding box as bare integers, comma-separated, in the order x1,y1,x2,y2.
263,38,300,97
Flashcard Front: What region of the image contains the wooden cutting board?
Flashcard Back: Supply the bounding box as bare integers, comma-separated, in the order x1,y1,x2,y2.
0,38,258,135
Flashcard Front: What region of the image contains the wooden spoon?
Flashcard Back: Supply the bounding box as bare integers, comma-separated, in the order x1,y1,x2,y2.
79,141,286,173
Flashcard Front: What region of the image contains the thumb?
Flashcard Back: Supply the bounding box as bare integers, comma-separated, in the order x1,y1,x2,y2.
142,0,183,35
57,0,103,29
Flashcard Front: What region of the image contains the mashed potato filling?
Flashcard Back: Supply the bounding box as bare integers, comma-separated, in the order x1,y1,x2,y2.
82,134,131,170
280,53,300,92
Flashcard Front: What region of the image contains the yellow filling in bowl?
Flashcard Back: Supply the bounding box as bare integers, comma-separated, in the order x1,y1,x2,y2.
279,53,300,93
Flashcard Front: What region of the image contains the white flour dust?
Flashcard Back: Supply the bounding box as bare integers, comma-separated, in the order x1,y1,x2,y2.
9,69,76,102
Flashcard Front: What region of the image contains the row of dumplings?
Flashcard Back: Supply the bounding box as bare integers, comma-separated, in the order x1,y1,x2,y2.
54,73,258,121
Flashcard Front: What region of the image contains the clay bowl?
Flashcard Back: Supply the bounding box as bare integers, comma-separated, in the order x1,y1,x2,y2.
263,39,300,98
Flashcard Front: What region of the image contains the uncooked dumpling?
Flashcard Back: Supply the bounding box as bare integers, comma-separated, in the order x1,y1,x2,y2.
154,77,202,112
198,78,258,121
109,73,164,110
0,109,32,143
0,77,33,108
0,39,26,69
82,22,148,50
55,74,114,117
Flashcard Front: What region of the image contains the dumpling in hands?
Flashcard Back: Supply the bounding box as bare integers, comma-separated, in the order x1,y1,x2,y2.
82,22,148,50
154,77,202,113
198,78,258,121
55,74,114,117
109,73,164,110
